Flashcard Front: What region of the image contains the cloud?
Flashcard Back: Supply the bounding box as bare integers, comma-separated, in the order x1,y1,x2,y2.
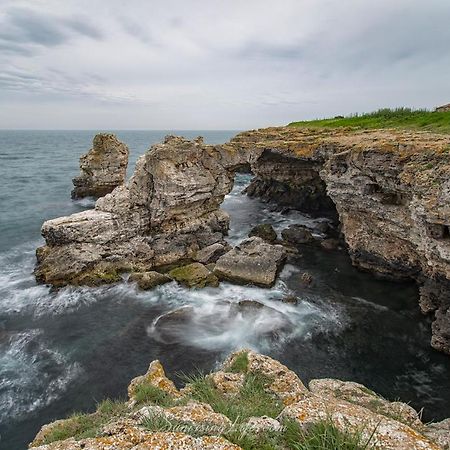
0,6,102,56
0,0,449,129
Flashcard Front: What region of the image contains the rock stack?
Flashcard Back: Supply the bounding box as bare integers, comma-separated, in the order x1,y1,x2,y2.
71,133,129,199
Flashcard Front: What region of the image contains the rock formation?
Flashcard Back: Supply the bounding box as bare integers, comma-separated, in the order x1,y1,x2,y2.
228,126,450,355
36,136,247,286
71,133,129,199
30,350,449,449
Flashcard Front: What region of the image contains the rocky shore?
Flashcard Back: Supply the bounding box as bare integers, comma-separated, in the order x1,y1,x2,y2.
35,126,450,355
29,350,450,449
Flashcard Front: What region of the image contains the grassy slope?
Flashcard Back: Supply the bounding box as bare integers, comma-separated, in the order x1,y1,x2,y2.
288,108,450,134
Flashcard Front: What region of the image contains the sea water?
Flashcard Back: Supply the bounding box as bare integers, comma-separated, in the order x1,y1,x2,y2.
0,130,449,450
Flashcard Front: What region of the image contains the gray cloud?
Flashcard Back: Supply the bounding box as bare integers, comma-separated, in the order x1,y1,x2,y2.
0,6,102,58
0,0,449,129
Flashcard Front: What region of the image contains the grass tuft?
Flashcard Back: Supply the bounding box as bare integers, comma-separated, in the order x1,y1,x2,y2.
39,399,128,445
183,371,283,423
291,419,375,450
133,383,176,407
228,351,249,373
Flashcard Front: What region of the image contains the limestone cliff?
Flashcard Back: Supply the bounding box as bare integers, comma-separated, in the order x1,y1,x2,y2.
228,127,450,355
36,136,244,286
29,350,449,450
71,133,129,199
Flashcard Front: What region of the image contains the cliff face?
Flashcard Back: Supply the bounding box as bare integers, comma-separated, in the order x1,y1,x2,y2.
71,133,129,199
229,127,450,355
36,136,246,286
29,350,449,450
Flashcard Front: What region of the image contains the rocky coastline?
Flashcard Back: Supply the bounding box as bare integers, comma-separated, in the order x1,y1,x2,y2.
35,126,450,356
29,350,450,449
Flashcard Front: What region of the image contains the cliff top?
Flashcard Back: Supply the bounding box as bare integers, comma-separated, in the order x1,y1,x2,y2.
230,125,450,159
288,108,450,134
29,350,448,450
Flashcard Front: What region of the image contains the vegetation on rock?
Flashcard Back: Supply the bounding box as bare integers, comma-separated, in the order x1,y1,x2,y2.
289,108,450,134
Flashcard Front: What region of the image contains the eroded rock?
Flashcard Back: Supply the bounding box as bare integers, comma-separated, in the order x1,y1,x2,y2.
222,350,309,405
282,395,440,450
71,133,129,199
128,360,180,402
36,136,236,287
309,378,423,429
214,237,286,287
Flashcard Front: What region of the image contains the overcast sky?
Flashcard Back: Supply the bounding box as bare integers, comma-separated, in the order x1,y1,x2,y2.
0,0,449,129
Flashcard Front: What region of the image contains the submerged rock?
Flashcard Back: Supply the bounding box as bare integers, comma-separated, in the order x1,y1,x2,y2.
128,271,172,290
281,224,314,245
71,133,129,199
248,223,277,243
214,237,286,287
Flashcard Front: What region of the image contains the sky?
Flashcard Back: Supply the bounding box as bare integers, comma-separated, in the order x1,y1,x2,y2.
0,0,449,130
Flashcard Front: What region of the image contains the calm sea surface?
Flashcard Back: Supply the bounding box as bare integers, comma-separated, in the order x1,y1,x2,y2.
0,130,449,450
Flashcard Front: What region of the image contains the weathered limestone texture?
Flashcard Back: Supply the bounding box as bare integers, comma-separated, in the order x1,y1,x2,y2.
36,136,243,287
30,350,448,450
71,133,129,199
228,126,450,355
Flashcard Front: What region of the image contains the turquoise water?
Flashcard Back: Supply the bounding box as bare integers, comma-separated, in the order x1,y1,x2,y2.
0,130,449,450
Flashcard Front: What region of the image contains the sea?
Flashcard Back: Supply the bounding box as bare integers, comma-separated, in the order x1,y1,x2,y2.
0,130,449,450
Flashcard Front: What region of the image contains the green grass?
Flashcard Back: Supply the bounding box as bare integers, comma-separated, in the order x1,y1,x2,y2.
228,351,249,373
292,420,375,450
289,108,450,134
142,411,374,450
133,383,176,407
183,371,284,423
39,399,128,445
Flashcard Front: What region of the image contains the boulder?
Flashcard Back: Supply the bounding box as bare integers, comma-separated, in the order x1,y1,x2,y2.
281,395,440,450
222,350,309,406
128,271,172,290
169,263,219,288
308,378,423,429
194,242,229,264
281,224,314,245
214,237,286,287
71,133,129,199
248,224,277,243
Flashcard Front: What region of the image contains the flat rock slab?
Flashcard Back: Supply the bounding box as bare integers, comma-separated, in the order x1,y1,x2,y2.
214,237,286,287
